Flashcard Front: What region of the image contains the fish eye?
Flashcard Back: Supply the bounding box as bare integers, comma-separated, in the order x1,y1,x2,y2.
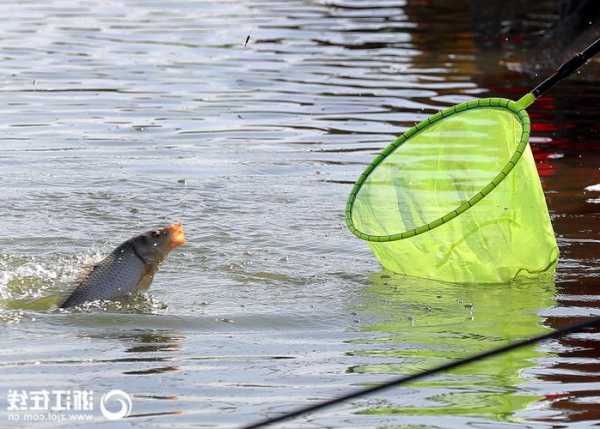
151,230,161,238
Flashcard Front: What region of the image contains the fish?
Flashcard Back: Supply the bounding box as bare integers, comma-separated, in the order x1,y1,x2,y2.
60,223,186,308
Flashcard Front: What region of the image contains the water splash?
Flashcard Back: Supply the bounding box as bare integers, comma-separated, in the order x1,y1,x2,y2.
0,251,167,317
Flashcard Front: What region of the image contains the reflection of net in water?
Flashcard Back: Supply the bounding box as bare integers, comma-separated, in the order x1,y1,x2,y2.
356,273,556,419
347,99,559,283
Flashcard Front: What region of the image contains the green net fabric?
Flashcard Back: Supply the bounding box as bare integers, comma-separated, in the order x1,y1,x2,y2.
346,98,559,283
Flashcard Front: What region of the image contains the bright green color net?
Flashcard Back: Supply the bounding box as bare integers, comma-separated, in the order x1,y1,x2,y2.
345,97,559,283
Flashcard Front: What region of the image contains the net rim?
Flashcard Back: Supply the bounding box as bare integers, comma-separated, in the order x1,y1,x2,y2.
345,97,531,242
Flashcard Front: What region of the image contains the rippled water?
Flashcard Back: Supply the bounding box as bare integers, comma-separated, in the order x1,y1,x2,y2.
1,0,600,428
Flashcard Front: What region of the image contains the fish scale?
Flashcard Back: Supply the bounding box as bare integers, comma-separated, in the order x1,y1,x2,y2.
60,243,146,307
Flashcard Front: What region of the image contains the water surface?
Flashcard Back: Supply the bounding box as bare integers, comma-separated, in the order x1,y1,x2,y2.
1,1,600,427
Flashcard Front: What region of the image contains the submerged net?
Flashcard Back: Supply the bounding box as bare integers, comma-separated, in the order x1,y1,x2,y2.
346,97,559,283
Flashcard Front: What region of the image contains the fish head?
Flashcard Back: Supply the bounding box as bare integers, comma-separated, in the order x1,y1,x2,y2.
131,223,186,266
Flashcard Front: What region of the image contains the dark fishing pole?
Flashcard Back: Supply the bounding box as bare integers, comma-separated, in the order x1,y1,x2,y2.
241,316,600,429
532,37,600,97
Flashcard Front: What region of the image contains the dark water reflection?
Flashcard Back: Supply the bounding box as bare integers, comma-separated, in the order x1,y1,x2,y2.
0,0,599,427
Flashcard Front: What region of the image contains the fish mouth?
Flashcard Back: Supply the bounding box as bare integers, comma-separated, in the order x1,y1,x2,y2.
166,223,186,249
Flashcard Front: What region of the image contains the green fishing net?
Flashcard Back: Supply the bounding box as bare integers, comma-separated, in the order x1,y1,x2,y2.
346,96,559,283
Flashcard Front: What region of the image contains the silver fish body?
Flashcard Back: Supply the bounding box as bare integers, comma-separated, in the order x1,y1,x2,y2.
60,243,152,308
60,223,185,309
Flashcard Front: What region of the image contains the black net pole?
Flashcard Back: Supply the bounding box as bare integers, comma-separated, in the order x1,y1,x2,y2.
532,37,600,97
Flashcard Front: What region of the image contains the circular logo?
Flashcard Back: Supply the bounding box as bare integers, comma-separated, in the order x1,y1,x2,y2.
100,389,132,420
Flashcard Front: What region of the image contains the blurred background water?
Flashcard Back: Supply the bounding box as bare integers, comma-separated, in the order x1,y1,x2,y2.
0,0,599,427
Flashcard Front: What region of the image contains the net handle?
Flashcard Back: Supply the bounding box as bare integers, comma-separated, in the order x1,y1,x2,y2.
531,37,600,97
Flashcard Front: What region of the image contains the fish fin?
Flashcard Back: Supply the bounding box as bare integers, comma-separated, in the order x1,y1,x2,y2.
135,263,158,292
76,263,99,285
136,270,156,291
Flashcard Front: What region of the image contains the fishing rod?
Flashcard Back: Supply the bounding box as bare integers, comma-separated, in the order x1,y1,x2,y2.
241,37,600,429
241,316,600,429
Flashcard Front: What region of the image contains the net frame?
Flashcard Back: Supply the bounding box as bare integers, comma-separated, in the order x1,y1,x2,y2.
345,97,531,242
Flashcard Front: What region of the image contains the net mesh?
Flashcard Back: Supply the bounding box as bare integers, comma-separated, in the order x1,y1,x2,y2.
346,98,559,283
